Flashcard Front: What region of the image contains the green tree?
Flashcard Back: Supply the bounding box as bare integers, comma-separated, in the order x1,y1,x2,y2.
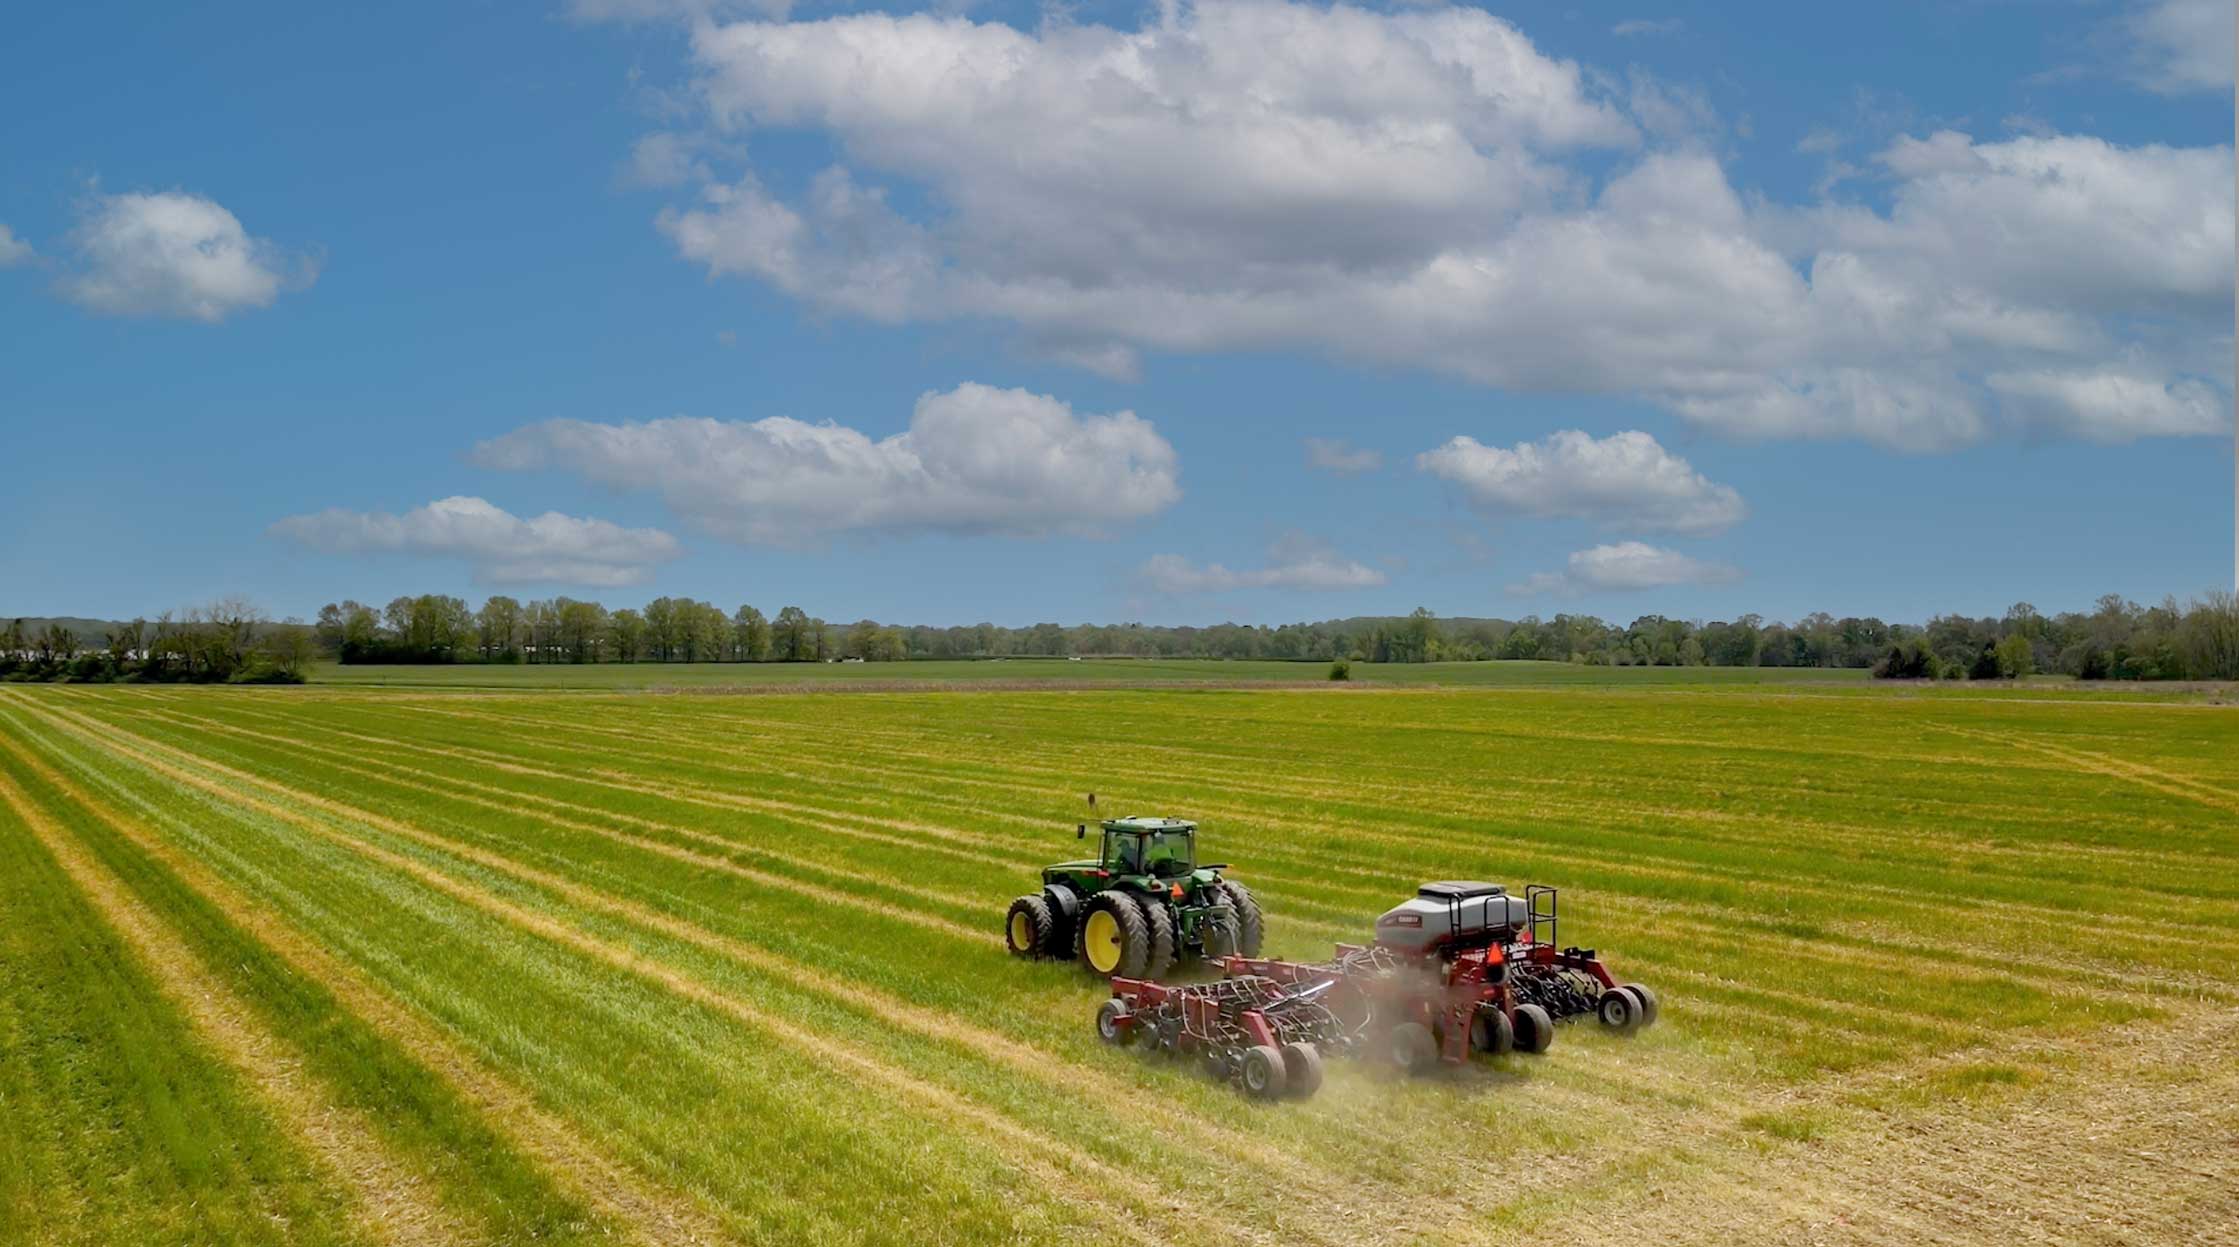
607,609,645,662
477,596,523,660
773,606,811,661
733,605,769,662
1994,632,2035,678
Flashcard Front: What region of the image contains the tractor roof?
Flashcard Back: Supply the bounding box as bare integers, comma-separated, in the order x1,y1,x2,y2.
1103,816,1196,834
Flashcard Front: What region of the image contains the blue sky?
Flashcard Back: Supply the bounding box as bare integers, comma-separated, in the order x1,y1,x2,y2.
2,0,2231,627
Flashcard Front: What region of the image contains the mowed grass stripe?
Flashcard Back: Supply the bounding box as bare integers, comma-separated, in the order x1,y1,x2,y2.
20,695,1348,1247
0,781,367,1245
310,695,2239,936
94,698,2152,1101
48,689,1764,1226
180,696,2237,1010
132,695,1929,1184
115,693,2206,1068
106,702,1401,1201
0,714,738,1247
0,761,466,1247
471,689,2238,855
0,713,685,1247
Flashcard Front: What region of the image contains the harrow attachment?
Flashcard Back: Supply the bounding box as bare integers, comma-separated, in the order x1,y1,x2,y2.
1093,882,1656,1099
1098,974,1346,1098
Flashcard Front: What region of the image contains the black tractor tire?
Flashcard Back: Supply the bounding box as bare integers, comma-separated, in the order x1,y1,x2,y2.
1596,987,1641,1031
1388,1022,1439,1076
1512,1003,1555,1054
1470,1005,1515,1056
1280,1042,1324,1098
1239,1045,1288,1099
1140,896,1177,980
1041,886,1079,960
1075,893,1152,980
1221,881,1266,957
1094,999,1132,1045
1623,984,1659,1028
1005,895,1055,959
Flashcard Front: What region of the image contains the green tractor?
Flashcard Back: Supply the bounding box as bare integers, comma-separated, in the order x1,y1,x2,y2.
1004,804,1264,980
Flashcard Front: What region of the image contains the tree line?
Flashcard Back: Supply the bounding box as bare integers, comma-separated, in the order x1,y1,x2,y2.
1,599,315,684
10,589,2235,684
306,589,2239,682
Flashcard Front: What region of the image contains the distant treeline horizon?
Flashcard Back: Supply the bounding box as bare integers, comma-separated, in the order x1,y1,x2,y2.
9,588,2236,683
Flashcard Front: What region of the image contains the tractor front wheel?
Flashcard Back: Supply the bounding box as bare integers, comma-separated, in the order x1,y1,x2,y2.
1005,895,1055,959
1076,893,1152,980
1240,1045,1288,1099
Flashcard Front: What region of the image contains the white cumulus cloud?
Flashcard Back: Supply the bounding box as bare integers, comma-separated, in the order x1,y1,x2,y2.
1508,541,1739,596
270,496,681,587
1304,437,1383,474
2123,0,2234,94
0,225,30,266
1140,534,1385,594
61,190,316,322
470,382,1180,545
1418,429,1744,534
629,1,2230,451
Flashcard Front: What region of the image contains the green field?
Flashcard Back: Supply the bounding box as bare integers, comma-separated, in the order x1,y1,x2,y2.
310,656,1876,689
1,678,2233,1245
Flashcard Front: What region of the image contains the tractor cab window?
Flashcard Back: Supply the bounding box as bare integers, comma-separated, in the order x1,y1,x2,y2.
1103,832,1144,875
1142,831,1194,876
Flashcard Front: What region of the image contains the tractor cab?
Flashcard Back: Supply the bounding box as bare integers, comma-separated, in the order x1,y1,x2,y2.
1101,816,1196,879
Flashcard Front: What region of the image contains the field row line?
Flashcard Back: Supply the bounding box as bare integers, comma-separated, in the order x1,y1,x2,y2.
0,760,475,1247
133,697,2208,1015
345,698,2239,931
396,696,2228,869
0,704,746,1247
111,698,2191,1052
121,697,2228,1012
9,694,1419,1245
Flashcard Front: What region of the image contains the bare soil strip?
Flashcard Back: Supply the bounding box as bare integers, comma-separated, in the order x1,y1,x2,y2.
0,766,471,1247
22,698,1285,1247
0,711,733,1247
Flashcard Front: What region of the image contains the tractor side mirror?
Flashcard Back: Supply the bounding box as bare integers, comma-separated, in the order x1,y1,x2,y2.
1076,823,1086,840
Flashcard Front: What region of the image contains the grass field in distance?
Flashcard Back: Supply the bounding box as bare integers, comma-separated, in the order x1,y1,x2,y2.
0,674,2231,1244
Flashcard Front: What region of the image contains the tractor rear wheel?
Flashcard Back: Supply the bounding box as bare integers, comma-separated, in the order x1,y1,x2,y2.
1470,1006,1515,1056
1623,984,1659,1027
1140,896,1176,979
1596,987,1641,1031
1512,1003,1554,1054
1280,1042,1324,1098
1221,881,1265,957
1388,1022,1439,1076
1005,895,1054,959
1076,893,1152,979
1240,1045,1288,1099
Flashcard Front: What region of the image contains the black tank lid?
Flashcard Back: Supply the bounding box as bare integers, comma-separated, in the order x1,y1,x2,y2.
1417,881,1505,899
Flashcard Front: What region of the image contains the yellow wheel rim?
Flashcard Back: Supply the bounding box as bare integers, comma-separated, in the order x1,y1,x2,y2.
1084,909,1123,973
1009,911,1032,951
